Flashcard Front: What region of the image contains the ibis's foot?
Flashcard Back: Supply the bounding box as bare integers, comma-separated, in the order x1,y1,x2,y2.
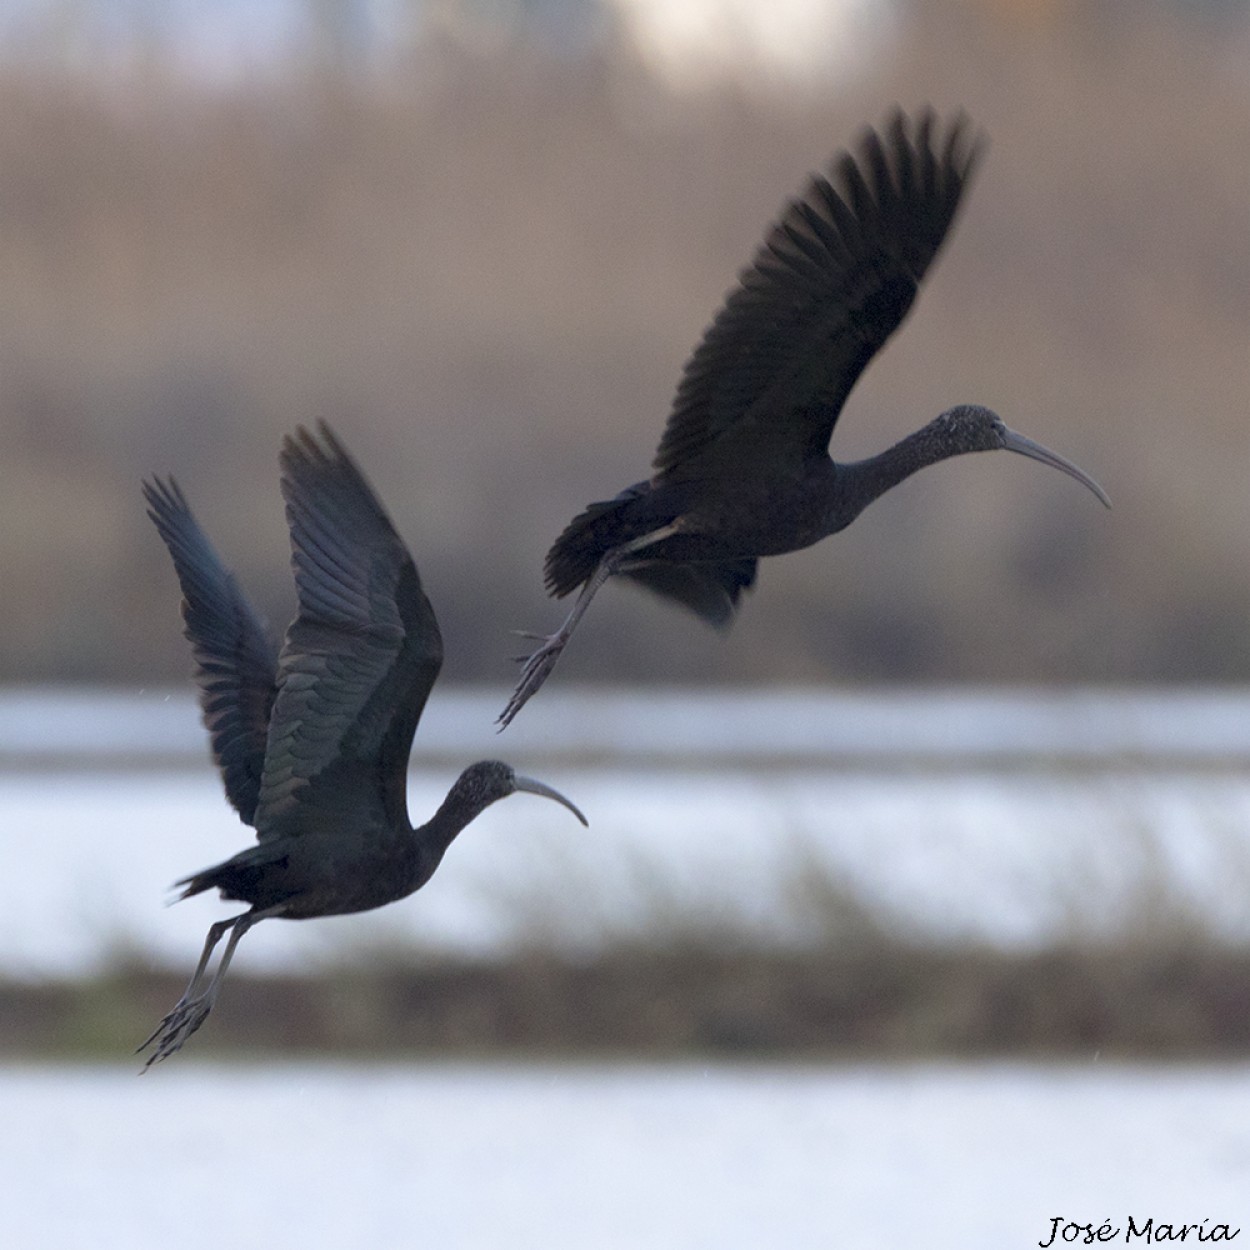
137,995,213,1071
497,632,568,729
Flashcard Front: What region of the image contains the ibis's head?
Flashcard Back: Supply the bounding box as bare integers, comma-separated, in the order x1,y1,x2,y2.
936,405,1111,507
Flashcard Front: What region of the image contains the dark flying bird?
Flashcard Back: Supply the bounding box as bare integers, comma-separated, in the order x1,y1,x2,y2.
498,108,1109,728
139,423,586,1067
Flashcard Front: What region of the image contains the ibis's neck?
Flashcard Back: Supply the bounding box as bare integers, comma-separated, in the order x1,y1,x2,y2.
408,787,499,892
836,420,977,522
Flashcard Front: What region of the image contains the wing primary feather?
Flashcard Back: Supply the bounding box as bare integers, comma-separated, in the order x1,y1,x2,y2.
143,475,278,826
650,108,985,480
252,423,444,841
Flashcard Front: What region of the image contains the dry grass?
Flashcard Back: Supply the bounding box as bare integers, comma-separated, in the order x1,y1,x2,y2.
0,6,1248,684
13,940,1250,1063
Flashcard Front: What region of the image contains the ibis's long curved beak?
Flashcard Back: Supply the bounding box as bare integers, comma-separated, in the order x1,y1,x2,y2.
1000,427,1111,508
514,775,589,826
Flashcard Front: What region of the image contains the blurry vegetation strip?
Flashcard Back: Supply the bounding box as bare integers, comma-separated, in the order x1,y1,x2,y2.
6,941,1250,1062
7,779,1250,1061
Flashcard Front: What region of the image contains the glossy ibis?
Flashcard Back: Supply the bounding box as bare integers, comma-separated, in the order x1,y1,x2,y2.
139,423,586,1067
499,108,1109,728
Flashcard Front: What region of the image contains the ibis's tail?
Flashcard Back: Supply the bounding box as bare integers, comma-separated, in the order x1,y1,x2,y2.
543,482,757,630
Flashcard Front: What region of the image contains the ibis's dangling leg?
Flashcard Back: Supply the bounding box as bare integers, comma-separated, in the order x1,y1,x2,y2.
138,907,277,1070
137,914,241,1051
498,524,681,729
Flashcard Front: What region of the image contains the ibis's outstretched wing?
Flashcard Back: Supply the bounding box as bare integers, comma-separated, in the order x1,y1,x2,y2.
144,477,278,826
652,108,983,479
254,423,443,841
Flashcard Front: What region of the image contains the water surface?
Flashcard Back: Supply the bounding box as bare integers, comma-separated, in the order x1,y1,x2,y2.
5,1060,1248,1250
3,687,1250,975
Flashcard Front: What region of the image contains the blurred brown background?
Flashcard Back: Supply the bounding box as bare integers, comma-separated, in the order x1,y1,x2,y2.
0,0,1247,688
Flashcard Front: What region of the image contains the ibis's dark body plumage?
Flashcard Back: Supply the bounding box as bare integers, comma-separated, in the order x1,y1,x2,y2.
139,424,586,1067
499,109,1109,727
